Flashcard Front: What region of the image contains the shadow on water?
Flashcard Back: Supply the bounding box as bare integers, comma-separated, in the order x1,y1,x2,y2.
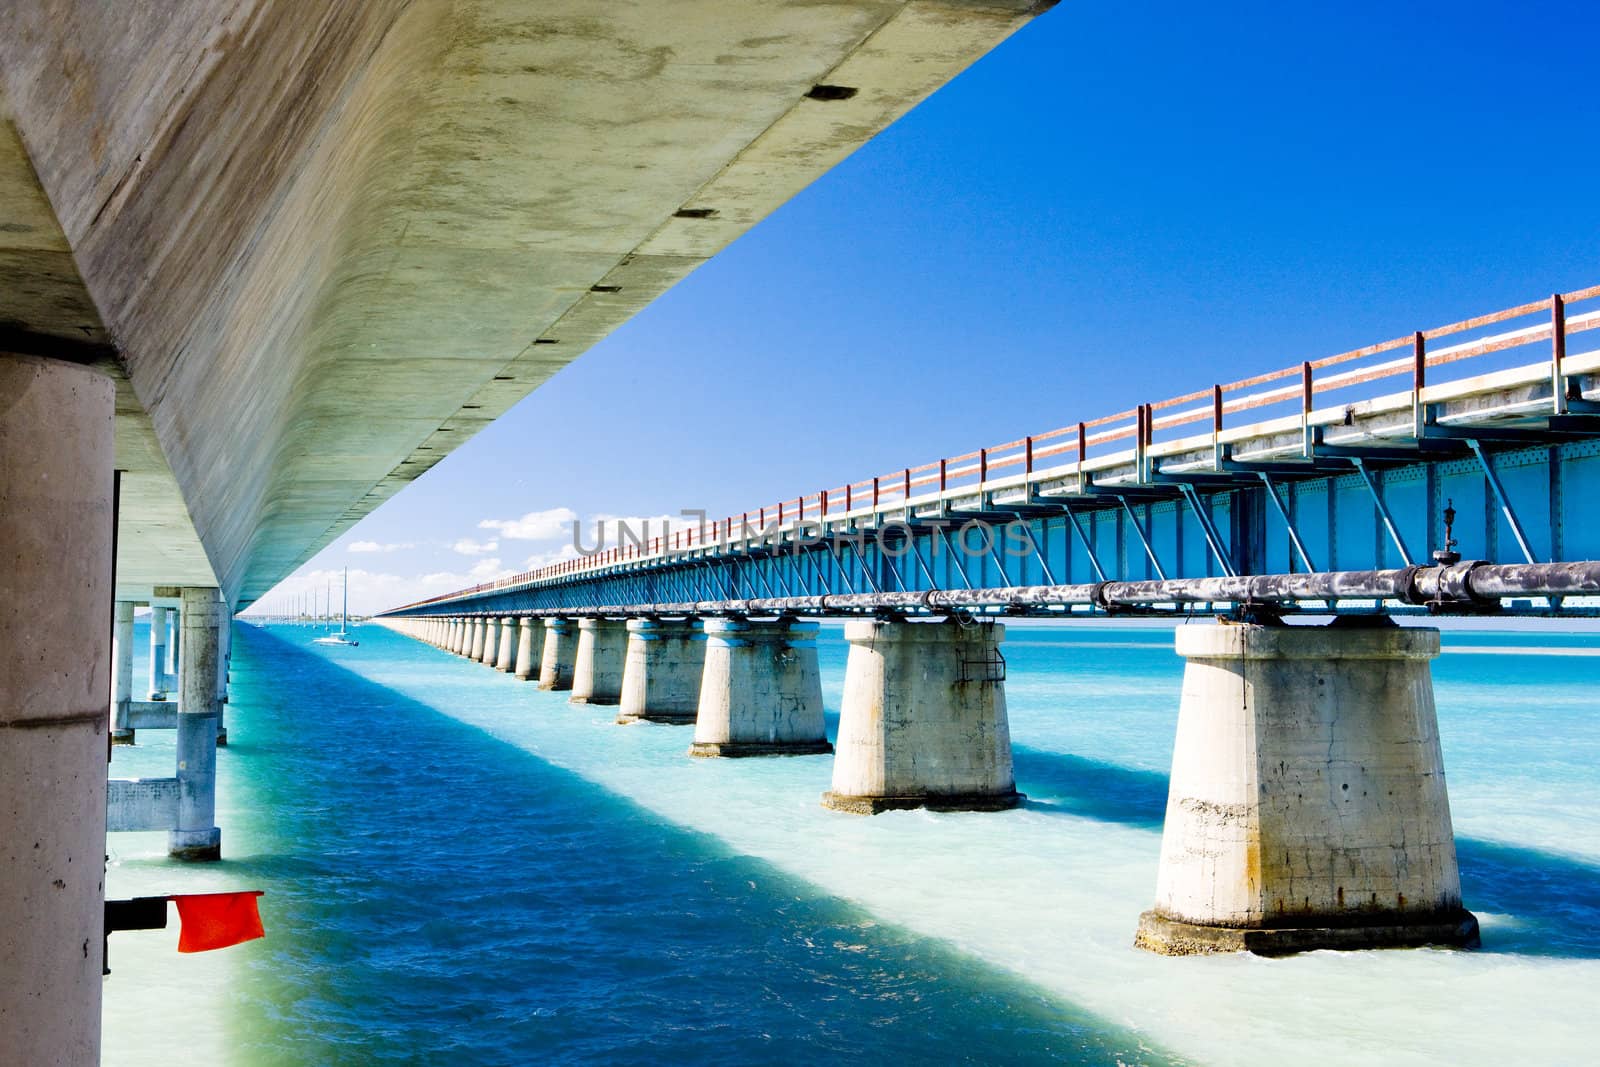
198,627,1184,1067
1013,745,1600,959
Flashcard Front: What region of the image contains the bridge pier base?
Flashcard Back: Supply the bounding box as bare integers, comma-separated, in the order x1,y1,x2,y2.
538,618,577,691
617,618,705,724
169,586,222,861
451,617,467,656
111,601,136,744
823,618,1020,814
479,617,499,666
495,617,516,672
690,618,831,756
1135,619,1479,956
572,618,627,705
514,617,544,680
469,618,487,662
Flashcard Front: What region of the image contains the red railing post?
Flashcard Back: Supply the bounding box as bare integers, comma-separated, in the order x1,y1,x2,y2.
1211,384,1224,470
979,448,988,484
1076,421,1087,488
1412,330,1426,437
939,458,947,492
903,467,911,501
1024,436,1033,476
873,476,880,507
1553,293,1569,415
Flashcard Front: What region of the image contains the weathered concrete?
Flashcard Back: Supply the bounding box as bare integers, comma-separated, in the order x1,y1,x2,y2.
106,777,180,833
111,601,135,744
1134,619,1480,956
617,618,706,725
538,618,578,692
165,606,180,683
495,617,516,672
824,618,1021,814
469,618,487,662
170,586,222,861
480,617,500,666
148,605,170,699
215,607,230,744
0,3,1051,613
127,702,178,729
514,617,543,681
690,618,832,757
572,618,628,706
0,353,113,1066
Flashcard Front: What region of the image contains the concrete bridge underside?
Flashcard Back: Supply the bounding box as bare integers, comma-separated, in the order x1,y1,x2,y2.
0,0,1049,608
0,3,1057,1063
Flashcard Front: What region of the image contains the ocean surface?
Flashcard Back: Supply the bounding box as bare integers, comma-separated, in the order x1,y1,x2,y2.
103,618,1600,1065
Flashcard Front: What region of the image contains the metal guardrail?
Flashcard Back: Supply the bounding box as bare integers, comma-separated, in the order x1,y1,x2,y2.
390,284,1600,614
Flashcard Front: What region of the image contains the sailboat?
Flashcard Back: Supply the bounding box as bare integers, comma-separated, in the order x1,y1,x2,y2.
313,568,360,647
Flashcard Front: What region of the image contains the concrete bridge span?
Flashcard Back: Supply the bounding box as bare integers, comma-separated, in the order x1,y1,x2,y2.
1,3,1057,1061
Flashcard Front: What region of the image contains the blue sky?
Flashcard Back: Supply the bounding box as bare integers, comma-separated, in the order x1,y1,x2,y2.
248,0,1600,615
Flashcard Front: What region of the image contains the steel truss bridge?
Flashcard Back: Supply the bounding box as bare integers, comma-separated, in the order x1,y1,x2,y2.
384,285,1600,621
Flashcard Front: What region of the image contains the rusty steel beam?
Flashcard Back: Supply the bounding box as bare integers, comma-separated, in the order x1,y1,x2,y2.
387,560,1600,620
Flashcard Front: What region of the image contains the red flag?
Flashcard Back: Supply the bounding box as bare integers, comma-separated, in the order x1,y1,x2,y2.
171,891,265,953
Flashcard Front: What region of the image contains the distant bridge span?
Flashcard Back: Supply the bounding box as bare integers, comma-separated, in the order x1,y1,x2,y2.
386,283,1600,621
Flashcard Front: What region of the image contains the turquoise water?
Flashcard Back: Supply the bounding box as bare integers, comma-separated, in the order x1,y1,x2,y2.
104,619,1600,1064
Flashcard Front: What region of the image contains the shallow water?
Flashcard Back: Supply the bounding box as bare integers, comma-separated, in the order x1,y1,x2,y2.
103,618,1599,1064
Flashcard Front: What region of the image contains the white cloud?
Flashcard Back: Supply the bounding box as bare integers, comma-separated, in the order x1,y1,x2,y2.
479,507,579,542
349,540,413,553
452,537,499,556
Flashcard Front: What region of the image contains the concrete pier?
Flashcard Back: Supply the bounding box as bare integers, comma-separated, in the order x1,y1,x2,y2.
448,618,464,655
469,618,487,662
165,606,180,685
148,604,170,699
478,618,495,665
215,606,230,745
538,618,578,691
0,353,114,1064
495,617,516,672
572,618,628,705
515,617,544,680
111,601,136,744
170,586,223,861
690,618,831,756
823,618,1021,814
617,618,706,725
1134,619,1479,956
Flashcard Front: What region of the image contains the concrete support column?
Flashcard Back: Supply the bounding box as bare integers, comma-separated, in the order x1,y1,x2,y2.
165,605,180,682
514,617,544,680
446,618,461,654
111,601,136,744
454,618,468,655
171,586,223,861
478,617,497,665
690,617,832,756
469,618,486,662
571,618,627,705
148,605,170,699
1135,620,1479,955
214,604,230,745
617,618,706,725
538,618,577,691
0,353,114,1064
823,618,1021,814
495,617,516,672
